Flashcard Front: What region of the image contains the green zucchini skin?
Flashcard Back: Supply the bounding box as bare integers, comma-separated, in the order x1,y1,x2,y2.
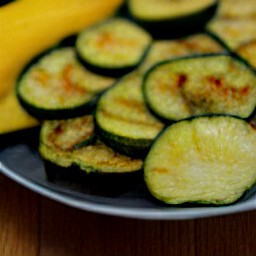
143,53,256,123
127,1,219,39
17,92,99,121
16,47,115,120
75,18,152,78
95,72,165,158
76,53,147,78
95,124,153,158
144,115,256,205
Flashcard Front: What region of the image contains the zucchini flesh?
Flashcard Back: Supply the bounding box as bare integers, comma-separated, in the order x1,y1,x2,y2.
139,33,225,73
39,115,143,173
17,47,115,120
95,72,165,157
207,18,256,49
127,0,218,38
75,18,152,77
128,0,217,20
39,115,95,167
144,115,256,205
216,0,256,19
143,54,256,121
236,40,256,69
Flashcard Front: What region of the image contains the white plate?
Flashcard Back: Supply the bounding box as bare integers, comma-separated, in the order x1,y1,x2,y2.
0,131,255,220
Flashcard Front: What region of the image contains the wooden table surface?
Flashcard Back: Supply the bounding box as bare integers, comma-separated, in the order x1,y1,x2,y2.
0,173,255,256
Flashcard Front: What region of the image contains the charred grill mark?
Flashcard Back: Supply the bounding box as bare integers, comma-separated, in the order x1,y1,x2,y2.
177,39,199,52
113,97,145,112
48,117,95,151
62,64,88,95
100,108,163,129
96,31,138,50
54,124,64,135
33,69,50,84
63,64,73,92
97,31,114,48
153,167,169,174
178,37,223,53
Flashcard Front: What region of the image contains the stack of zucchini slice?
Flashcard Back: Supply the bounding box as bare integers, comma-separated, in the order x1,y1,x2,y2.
15,1,256,206
39,115,143,177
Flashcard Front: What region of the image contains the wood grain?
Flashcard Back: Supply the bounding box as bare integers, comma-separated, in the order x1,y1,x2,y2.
0,174,40,256
0,174,255,256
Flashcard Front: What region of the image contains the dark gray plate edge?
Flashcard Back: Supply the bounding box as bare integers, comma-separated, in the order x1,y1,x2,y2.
1,162,256,221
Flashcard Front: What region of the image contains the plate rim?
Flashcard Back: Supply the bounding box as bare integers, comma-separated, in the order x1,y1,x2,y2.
1,161,256,220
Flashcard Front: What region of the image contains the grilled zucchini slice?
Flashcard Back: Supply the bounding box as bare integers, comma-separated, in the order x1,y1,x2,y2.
143,54,256,122
40,115,95,168
144,115,256,205
216,0,256,19
139,33,225,73
127,0,218,38
95,72,165,157
17,47,115,120
39,115,143,174
75,18,152,77
236,40,256,70
207,18,256,50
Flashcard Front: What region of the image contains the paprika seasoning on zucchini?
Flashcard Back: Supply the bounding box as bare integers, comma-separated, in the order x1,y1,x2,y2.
16,47,116,120
143,54,256,122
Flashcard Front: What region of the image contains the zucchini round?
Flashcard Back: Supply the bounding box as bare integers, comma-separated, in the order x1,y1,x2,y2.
139,33,225,73
39,115,143,174
39,115,96,168
75,18,152,77
144,115,256,205
127,0,218,38
216,0,256,19
17,47,115,120
207,18,256,50
236,40,256,70
143,54,256,122
95,72,165,158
